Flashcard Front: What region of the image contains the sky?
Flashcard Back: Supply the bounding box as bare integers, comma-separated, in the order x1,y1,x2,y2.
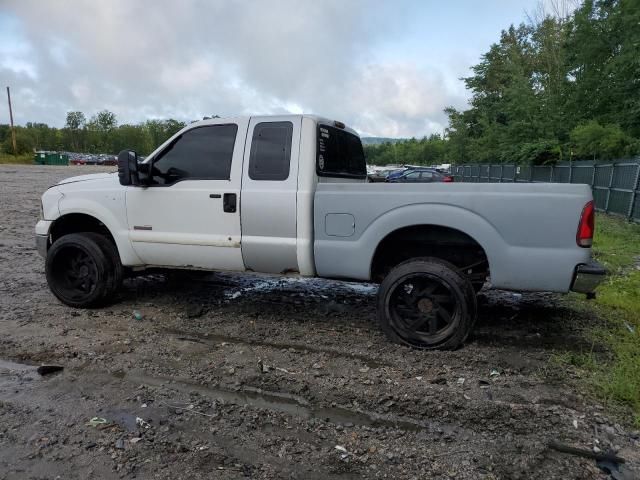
0,0,546,138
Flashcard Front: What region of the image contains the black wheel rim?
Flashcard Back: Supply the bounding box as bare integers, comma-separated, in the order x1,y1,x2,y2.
50,245,99,301
387,273,461,346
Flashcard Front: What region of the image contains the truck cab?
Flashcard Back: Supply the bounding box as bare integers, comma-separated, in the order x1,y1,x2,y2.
121,115,367,277
37,114,366,277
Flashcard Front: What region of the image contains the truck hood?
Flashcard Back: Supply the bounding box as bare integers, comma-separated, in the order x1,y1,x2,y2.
57,172,117,185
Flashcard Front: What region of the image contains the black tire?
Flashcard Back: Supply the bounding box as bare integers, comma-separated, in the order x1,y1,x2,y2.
45,232,122,308
86,232,123,296
377,257,476,350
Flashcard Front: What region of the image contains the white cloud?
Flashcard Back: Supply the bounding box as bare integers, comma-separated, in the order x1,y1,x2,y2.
1,0,469,137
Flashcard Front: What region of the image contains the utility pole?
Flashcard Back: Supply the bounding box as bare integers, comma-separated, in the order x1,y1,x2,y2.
6,87,17,155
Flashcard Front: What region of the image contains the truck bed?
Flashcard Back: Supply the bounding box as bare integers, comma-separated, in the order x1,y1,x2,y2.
313,182,593,292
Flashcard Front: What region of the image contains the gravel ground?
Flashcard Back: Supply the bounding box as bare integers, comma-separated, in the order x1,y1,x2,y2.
0,164,638,479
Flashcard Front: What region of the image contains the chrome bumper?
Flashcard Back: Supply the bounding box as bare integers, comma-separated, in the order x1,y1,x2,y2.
571,261,606,294
36,234,49,258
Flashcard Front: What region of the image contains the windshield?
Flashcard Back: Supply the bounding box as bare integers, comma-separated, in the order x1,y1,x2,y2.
316,124,367,179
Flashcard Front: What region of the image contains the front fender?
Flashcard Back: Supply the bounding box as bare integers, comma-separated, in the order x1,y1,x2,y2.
57,191,143,265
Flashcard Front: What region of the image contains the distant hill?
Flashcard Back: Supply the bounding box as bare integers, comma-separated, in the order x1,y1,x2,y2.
360,137,406,146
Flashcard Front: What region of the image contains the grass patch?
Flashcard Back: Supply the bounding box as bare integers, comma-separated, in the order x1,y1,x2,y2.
561,214,640,425
592,214,640,272
0,153,33,164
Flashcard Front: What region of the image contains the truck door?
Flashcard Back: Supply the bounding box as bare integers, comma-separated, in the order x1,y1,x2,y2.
125,119,248,270
240,116,301,273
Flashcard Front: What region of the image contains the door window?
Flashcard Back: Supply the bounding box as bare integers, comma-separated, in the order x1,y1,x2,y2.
248,122,293,181
150,124,238,185
405,171,421,181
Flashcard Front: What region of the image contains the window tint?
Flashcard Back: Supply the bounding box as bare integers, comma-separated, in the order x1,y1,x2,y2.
317,125,366,179
248,122,293,181
151,124,237,185
405,171,421,180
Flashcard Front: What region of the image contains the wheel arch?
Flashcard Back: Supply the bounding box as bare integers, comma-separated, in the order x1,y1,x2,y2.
47,211,142,265
362,204,504,283
50,212,117,247
370,224,490,286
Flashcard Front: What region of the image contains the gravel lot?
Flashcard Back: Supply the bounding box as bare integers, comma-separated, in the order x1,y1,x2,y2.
1,164,638,479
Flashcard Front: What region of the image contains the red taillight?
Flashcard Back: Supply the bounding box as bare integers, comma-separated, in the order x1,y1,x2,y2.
443,176,454,182
577,201,595,248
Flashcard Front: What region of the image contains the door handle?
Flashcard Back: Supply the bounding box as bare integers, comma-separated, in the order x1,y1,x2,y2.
209,194,221,198
223,193,237,213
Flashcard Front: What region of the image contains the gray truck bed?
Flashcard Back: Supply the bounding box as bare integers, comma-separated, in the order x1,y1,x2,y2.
313,182,593,292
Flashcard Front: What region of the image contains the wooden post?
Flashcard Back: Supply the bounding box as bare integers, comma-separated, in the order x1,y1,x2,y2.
6,86,17,155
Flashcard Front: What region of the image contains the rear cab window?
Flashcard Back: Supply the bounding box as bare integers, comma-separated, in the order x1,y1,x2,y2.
317,124,367,179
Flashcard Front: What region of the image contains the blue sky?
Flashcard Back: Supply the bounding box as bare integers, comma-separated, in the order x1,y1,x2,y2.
0,0,547,137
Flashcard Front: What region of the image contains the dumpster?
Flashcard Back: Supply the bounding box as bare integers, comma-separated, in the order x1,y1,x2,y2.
33,151,69,165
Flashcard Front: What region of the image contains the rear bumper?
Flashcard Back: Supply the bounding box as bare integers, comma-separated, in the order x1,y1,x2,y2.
570,261,606,294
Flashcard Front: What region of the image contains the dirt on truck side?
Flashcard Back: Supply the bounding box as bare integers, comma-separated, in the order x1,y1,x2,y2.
0,164,638,479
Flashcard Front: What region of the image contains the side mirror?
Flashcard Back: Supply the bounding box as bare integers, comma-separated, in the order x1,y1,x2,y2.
118,150,139,186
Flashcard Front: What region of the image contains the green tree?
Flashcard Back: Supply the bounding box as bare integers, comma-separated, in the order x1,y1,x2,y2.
570,121,629,160
444,1,640,164
2,128,35,155
65,111,86,151
87,110,117,152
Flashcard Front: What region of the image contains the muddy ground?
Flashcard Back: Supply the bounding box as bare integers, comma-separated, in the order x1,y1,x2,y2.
0,164,638,479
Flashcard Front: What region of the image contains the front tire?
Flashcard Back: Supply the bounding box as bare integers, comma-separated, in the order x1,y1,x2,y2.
377,257,476,350
45,233,122,308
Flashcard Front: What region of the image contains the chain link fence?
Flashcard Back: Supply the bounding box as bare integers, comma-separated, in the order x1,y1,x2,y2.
452,159,640,222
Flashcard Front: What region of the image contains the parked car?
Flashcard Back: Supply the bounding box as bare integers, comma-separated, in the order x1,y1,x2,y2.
98,156,118,166
36,114,604,350
385,167,410,181
368,169,400,182
387,168,454,183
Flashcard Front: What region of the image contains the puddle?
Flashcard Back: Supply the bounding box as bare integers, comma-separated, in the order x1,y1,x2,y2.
0,359,37,372
0,359,47,387
103,409,139,432
169,330,388,369
141,270,377,305
202,272,378,297
123,370,455,434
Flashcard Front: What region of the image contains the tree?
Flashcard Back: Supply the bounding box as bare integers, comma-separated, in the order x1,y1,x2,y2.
95,110,117,131
442,1,639,164
570,121,629,160
65,111,86,130
87,110,117,152
65,111,86,151
2,129,35,155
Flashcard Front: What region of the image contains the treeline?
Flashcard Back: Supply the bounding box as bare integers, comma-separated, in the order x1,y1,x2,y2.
364,135,448,166
367,0,640,166
0,111,186,156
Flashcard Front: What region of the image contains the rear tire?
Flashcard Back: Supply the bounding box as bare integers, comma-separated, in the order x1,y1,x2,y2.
45,232,122,308
377,257,476,350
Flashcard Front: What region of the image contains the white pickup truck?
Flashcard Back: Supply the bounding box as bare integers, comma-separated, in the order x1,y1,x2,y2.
36,114,605,349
